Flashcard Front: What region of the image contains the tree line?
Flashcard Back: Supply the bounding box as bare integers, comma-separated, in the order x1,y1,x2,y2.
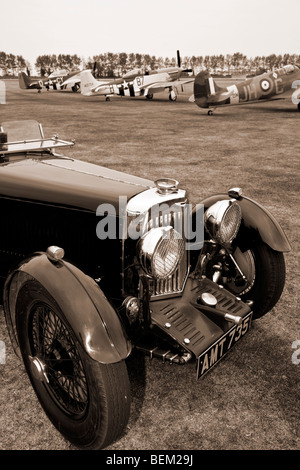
1,51,299,77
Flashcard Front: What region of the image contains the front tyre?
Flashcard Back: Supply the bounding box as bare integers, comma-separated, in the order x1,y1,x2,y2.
224,241,286,318
16,280,131,450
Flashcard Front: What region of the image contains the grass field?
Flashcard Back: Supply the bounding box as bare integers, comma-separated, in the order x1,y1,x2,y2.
0,79,299,451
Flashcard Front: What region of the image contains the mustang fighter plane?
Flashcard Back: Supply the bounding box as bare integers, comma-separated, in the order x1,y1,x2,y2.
80,51,194,101
190,64,300,114
19,68,91,93
18,72,50,92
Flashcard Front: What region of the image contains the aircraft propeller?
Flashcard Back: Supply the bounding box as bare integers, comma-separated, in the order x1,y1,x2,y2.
177,50,193,73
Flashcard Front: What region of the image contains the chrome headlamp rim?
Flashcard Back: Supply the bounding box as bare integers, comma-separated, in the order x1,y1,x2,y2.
138,226,184,279
204,199,242,244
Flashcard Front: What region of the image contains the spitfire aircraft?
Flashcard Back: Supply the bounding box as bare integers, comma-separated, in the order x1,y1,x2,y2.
80,51,193,101
190,64,300,114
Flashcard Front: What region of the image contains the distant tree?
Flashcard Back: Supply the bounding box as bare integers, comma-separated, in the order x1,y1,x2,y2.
35,55,58,75
6,53,17,75
275,54,283,68
203,55,211,70
135,53,143,69
231,52,245,72
27,51,300,79
156,56,164,69
143,54,152,71
197,56,203,70
225,54,232,74
128,53,136,69
210,55,219,73
118,52,128,75
164,57,172,68
57,54,81,70
0,51,7,75
150,55,157,69
218,54,225,71
16,55,26,72
266,54,277,70
105,52,118,77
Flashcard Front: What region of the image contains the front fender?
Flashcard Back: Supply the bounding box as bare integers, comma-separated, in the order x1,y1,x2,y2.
194,193,291,252
3,252,132,364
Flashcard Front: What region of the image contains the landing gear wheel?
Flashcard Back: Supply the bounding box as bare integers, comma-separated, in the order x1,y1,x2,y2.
146,93,153,100
72,84,80,92
208,109,213,115
298,102,300,111
169,92,177,101
224,242,286,318
105,96,110,101
16,280,131,450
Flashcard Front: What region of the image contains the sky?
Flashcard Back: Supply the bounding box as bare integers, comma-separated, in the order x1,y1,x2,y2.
0,0,299,69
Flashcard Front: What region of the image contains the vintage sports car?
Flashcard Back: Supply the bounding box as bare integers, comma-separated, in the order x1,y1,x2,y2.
0,120,290,449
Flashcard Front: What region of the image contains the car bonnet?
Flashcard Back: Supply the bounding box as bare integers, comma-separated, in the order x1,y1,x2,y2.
0,156,154,214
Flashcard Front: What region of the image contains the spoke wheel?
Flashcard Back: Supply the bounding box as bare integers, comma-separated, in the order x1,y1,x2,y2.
223,242,286,318
224,247,256,296
29,304,88,417
16,279,131,449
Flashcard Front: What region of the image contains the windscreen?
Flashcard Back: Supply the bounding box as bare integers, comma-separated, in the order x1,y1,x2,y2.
1,120,43,142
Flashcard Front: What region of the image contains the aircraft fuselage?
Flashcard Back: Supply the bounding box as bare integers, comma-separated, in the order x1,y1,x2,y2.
207,65,300,107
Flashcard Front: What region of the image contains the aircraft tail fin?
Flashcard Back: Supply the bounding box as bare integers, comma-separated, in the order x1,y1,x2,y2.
80,70,99,95
193,71,227,107
18,72,31,89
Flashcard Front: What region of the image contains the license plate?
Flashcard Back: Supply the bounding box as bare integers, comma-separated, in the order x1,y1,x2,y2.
197,312,252,378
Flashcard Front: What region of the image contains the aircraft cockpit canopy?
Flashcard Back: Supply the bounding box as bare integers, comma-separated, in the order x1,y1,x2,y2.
282,64,295,74
123,69,142,79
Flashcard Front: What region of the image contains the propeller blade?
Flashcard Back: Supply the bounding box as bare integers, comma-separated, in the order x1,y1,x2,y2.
177,50,181,68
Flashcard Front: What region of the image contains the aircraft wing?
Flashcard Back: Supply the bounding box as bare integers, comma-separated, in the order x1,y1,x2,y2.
140,78,194,94
61,73,81,88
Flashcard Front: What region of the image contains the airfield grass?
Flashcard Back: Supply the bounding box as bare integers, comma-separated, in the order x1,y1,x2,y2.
0,80,299,451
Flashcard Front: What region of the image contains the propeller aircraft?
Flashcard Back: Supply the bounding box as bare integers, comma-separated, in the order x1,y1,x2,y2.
190,64,300,114
18,71,50,92
80,51,194,101
18,66,96,93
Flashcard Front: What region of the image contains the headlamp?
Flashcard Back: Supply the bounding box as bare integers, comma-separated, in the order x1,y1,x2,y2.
138,226,185,279
204,200,242,244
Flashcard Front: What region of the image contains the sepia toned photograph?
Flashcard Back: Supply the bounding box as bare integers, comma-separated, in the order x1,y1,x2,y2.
0,0,299,456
